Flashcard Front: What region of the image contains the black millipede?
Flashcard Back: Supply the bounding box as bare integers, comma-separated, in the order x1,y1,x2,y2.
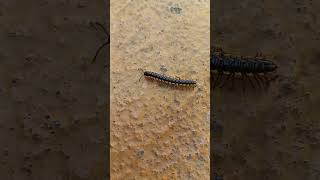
143,71,197,86
211,47,278,89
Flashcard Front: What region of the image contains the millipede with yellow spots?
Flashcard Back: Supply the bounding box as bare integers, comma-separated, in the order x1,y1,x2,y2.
143,71,197,86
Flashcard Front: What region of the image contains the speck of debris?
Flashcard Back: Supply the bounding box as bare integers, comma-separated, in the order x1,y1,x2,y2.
187,154,192,160
169,4,182,14
136,150,144,158
160,65,168,73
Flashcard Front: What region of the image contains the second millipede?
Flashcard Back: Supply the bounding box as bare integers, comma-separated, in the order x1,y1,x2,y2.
143,71,197,86
211,47,278,89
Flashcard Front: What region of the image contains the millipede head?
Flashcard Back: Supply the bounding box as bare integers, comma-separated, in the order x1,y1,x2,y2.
143,71,154,76
264,61,278,72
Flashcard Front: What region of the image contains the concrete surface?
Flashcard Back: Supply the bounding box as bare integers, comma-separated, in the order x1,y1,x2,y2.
111,0,210,179
0,0,108,179
212,0,320,179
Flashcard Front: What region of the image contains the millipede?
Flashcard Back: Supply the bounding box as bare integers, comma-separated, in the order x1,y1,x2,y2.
210,47,278,89
143,71,197,87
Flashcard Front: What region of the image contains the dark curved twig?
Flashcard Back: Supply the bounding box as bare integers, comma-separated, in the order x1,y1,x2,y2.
91,41,109,64
90,22,109,36
90,21,110,63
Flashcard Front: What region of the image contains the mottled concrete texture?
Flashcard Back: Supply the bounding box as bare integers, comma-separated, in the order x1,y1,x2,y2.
0,0,108,179
212,0,320,180
111,0,210,179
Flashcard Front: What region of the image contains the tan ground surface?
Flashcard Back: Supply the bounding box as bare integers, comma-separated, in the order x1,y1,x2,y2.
111,0,210,179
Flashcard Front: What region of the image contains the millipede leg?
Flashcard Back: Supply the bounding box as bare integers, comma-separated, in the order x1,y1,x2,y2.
265,73,278,83
253,74,263,89
219,73,233,88
212,73,217,89
213,72,223,89
240,73,246,92
262,73,271,87
243,73,255,89
231,73,235,89
259,75,269,89
138,74,144,82
230,73,236,90
255,51,264,59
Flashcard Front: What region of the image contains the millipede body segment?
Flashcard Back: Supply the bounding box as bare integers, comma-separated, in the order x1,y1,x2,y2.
210,47,278,89
211,52,277,74
144,71,197,86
